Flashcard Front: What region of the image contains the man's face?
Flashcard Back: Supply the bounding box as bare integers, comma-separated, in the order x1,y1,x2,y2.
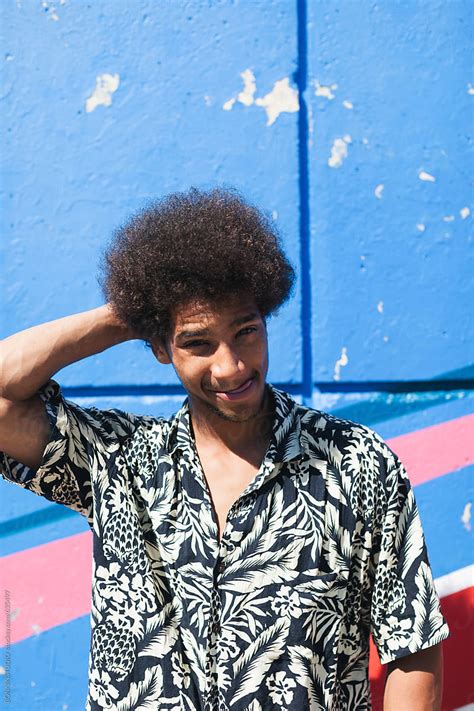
152,296,269,423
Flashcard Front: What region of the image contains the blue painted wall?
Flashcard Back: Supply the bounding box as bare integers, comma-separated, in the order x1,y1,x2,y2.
1,1,472,709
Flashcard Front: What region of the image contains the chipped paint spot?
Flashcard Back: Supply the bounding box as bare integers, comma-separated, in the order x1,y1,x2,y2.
237,68,257,106
416,223,426,232
31,680,36,687
383,335,389,342
314,80,338,100
223,68,256,111
41,1,59,20
9,607,20,621
468,83,474,95
377,301,384,314
85,73,120,113
0,666,5,675
334,347,348,381
461,502,472,532
460,206,470,219
272,210,278,220
419,170,436,182
362,137,369,145
328,135,352,168
375,184,384,199
204,95,212,106
31,623,41,635
443,215,455,222
5,53,14,62
37,596,44,604
342,100,353,109
255,77,299,126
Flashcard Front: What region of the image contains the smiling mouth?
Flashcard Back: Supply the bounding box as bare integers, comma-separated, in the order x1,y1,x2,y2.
210,377,255,395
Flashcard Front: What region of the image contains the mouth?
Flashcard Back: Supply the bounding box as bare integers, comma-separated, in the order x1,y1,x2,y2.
208,377,257,401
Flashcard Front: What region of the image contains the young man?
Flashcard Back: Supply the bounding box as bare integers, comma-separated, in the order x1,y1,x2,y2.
0,188,449,710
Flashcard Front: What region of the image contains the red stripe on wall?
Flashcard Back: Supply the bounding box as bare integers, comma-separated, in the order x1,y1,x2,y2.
387,413,474,485
369,585,474,711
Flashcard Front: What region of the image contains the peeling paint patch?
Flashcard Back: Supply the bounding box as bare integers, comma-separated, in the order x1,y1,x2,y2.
334,347,348,381
237,68,257,106
461,502,471,532
223,69,256,110
342,100,353,109
468,83,474,95
460,207,470,219
314,80,338,99
419,170,436,182
443,215,455,222
255,78,299,126
377,301,384,314
223,71,297,126
328,135,352,168
374,184,384,199
416,223,426,232
86,73,120,113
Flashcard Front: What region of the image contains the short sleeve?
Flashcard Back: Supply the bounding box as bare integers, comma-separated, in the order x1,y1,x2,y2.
0,378,140,528
370,450,450,664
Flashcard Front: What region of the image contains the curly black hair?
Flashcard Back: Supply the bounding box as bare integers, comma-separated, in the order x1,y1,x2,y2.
98,186,295,344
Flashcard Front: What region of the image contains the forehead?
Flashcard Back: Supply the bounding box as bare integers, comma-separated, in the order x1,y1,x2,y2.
171,296,260,334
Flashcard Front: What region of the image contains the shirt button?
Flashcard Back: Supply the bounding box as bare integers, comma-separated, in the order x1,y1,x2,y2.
212,621,221,635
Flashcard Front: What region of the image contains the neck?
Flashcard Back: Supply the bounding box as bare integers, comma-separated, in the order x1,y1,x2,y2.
189,387,274,456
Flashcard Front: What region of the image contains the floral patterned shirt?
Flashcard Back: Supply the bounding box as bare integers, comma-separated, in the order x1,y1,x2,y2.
0,379,449,710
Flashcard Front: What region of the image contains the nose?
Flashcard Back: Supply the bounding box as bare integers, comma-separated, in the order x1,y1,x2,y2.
211,343,245,382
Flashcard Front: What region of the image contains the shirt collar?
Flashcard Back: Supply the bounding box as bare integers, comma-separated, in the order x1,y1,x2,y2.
165,384,303,463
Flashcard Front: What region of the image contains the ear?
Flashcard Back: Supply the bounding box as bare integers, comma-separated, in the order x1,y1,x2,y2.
150,338,172,365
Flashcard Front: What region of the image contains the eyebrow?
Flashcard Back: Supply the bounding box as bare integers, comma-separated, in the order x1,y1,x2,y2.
175,312,259,341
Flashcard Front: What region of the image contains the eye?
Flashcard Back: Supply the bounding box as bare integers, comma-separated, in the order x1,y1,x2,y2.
237,326,257,337
183,340,208,349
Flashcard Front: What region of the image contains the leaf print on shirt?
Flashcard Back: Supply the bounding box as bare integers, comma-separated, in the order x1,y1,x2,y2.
229,617,290,706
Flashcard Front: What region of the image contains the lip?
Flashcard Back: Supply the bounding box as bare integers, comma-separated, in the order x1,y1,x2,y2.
209,377,257,401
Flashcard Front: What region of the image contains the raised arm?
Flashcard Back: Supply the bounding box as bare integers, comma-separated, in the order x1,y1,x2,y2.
0,304,137,469
0,304,136,401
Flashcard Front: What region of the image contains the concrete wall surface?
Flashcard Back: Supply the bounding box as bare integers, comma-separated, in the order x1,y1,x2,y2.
0,2,472,709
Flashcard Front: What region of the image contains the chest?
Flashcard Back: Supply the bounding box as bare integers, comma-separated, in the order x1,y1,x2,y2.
197,451,261,540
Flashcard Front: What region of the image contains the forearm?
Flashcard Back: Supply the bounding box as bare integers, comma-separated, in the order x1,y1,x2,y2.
383,644,443,710
0,304,137,400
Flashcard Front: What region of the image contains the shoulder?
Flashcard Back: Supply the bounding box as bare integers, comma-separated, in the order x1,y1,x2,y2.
298,402,391,457
37,378,175,452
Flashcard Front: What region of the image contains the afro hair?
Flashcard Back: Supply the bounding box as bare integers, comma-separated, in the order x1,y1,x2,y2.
98,186,295,344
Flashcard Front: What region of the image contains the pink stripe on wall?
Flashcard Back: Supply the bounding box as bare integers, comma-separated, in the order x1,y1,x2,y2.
0,531,92,645
387,413,474,486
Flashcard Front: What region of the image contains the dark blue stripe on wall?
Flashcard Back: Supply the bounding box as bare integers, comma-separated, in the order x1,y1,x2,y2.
295,0,313,405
